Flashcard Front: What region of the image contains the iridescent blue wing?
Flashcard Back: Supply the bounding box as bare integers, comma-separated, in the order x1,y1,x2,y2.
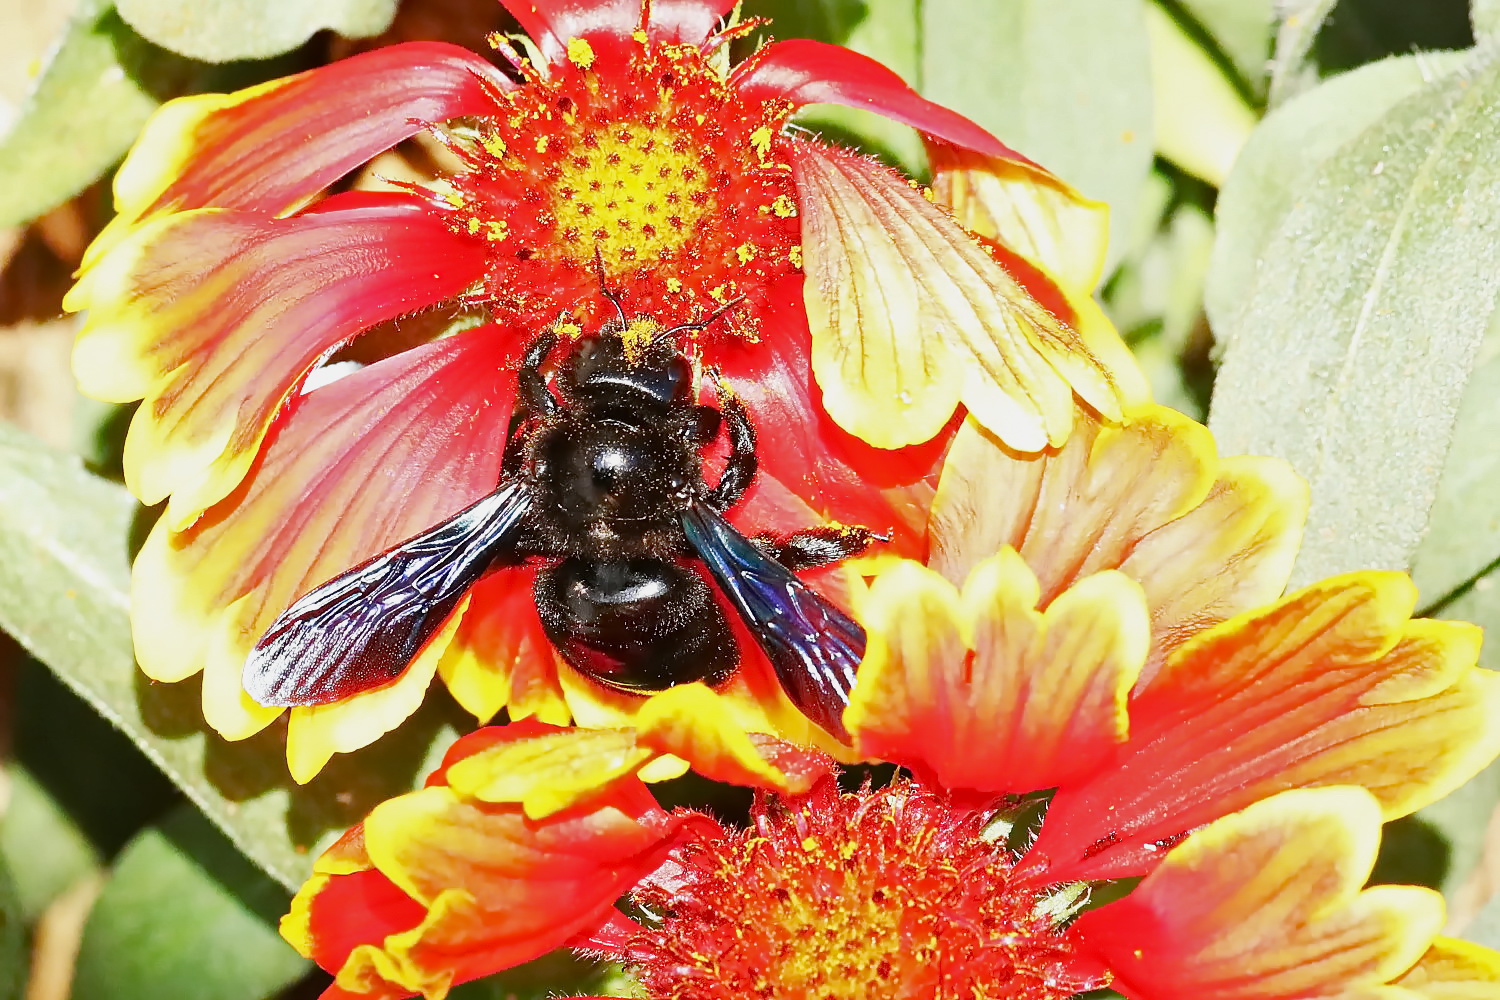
243,481,534,707
680,502,864,738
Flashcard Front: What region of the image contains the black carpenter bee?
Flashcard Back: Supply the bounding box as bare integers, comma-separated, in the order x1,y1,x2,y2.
241,313,876,737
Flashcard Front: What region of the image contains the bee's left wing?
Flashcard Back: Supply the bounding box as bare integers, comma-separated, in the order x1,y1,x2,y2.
243,480,534,707
680,502,863,739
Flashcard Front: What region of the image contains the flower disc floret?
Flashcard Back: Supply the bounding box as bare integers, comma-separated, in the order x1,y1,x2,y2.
446,36,800,330
627,779,1102,1000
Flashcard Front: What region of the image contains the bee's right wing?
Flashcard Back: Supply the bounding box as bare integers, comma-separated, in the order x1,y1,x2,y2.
680,501,864,740
243,480,534,707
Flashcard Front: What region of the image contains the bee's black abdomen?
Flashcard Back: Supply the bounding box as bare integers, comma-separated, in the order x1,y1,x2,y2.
534,557,739,691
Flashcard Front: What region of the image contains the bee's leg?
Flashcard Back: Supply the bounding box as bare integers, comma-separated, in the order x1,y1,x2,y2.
503,329,561,473
755,525,885,571
704,376,757,510
516,328,560,415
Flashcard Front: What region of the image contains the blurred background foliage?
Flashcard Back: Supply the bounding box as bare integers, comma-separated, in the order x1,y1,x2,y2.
4,0,1500,996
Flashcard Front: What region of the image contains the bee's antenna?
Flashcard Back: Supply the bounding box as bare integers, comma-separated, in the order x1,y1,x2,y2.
652,295,745,344
590,247,629,329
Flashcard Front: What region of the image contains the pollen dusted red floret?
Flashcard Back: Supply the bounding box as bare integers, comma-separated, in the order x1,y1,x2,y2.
625,778,1108,1000
442,36,801,334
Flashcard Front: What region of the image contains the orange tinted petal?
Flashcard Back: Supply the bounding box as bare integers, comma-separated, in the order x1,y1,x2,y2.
289,729,687,999
929,405,1306,676
445,687,831,818
788,140,1132,452
1395,938,1500,997
69,196,485,526
1075,787,1444,1000
131,328,523,756
435,570,568,726
1034,574,1500,881
847,553,1146,794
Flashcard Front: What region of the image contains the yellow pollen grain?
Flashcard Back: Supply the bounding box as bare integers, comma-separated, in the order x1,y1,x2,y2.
666,277,682,293
567,37,596,70
922,186,937,203
466,217,481,235
632,29,649,44
485,220,509,241
480,134,507,158
536,136,550,153
485,30,505,50
735,243,755,264
771,194,797,218
788,245,803,268
749,125,774,159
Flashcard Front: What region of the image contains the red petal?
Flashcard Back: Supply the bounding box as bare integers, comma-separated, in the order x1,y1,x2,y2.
131,327,525,756
1022,574,1491,883
714,278,946,552
501,0,734,63
104,43,507,236
74,193,486,525
734,39,1025,158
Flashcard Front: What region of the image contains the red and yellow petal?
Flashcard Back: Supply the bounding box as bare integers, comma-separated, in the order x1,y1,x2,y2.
69,194,486,526
847,553,1146,795
86,42,508,265
788,140,1136,452
1395,938,1500,997
443,688,833,819
928,140,1110,300
1074,786,1445,1000
435,570,570,726
131,327,522,760
929,405,1306,675
713,278,946,551
734,38,1019,158
286,724,695,999
1031,573,1500,882
503,0,737,63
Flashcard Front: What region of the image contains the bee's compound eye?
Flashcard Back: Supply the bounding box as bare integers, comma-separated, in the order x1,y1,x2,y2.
533,558,738,691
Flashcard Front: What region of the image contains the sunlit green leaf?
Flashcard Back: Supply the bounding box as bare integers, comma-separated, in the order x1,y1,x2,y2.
1171,0,1274,93
71,805,308,1000
1208,49,1500,586
920,0,1154,271
117,0,397,62
0,0,205,228
1267,0,1340,106
0,423,464,891
1146,2,1257,187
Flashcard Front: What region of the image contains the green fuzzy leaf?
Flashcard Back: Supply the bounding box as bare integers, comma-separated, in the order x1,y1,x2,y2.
0,0,206,228
1411,312,1500,605
1481,0,1500,38
1207,49,1500,587
117,0,397,63
1267,0,1339,106
1206,50,1470,340
919,0,1155,271
0,422,465,891
71,805,308,1000
0,860,23,1000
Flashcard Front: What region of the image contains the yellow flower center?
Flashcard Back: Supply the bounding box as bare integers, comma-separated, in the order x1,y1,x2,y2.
549,120,715,274
625,781,1104,1000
